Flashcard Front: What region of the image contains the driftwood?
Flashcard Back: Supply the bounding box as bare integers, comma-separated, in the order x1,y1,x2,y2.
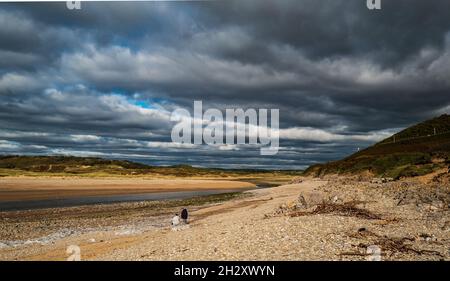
357,240,444,258
290,201,381,220
342,229,444,258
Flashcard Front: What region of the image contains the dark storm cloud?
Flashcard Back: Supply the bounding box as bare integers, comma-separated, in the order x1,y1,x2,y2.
200,0,450,68
0,0,450,169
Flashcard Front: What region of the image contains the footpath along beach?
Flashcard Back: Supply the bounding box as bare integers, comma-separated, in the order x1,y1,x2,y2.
0,178,448,261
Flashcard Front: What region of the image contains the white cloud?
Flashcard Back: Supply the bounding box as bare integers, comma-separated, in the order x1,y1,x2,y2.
70,135,102,142
279,127,393,142
0,73,41,93
0,140,20,150
145,141,196,149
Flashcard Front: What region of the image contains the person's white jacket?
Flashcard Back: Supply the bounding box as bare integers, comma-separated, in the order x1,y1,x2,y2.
171,215,180,226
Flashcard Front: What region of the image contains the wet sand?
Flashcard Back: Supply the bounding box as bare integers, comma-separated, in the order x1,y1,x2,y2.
0,178,256,202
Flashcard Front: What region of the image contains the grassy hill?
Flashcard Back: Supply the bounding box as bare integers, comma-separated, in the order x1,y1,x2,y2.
0,155,301,182
304,114,450,179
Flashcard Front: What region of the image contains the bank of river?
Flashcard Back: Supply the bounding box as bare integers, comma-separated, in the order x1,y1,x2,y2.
0,188,253,211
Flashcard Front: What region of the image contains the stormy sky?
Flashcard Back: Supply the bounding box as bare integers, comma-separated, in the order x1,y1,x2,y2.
0,0,449,170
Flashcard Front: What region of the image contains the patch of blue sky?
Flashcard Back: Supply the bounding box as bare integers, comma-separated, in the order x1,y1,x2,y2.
76,85,172,110
120,93,164,110
132,99,154,109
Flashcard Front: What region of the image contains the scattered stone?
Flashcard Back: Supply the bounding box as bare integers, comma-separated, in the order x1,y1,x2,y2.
418,233,437,242
296,191,325,210
371,177,394,184
290,177,304,184
440,221,450,231
330,195,342,204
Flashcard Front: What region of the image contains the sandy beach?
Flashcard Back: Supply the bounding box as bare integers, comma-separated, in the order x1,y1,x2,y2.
0,178,448,261
0,178,256,201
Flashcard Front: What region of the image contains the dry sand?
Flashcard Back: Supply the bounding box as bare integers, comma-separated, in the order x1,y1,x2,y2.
0,178,255,201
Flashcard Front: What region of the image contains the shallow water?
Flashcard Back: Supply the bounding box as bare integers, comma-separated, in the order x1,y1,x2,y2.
0,189,250,211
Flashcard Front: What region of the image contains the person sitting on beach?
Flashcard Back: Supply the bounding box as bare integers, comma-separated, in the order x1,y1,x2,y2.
171,214,180,226
180,208,188,224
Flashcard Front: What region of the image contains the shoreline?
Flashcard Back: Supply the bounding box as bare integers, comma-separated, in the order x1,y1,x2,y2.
0,189,253,211
0,178,256,202
0,191,250,260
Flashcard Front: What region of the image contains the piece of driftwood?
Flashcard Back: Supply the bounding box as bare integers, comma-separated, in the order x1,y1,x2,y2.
343,228,444,258
290,201,381,220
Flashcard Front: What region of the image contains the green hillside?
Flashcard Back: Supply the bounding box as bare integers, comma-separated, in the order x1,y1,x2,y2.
304,114,450,179
0,155,301,180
